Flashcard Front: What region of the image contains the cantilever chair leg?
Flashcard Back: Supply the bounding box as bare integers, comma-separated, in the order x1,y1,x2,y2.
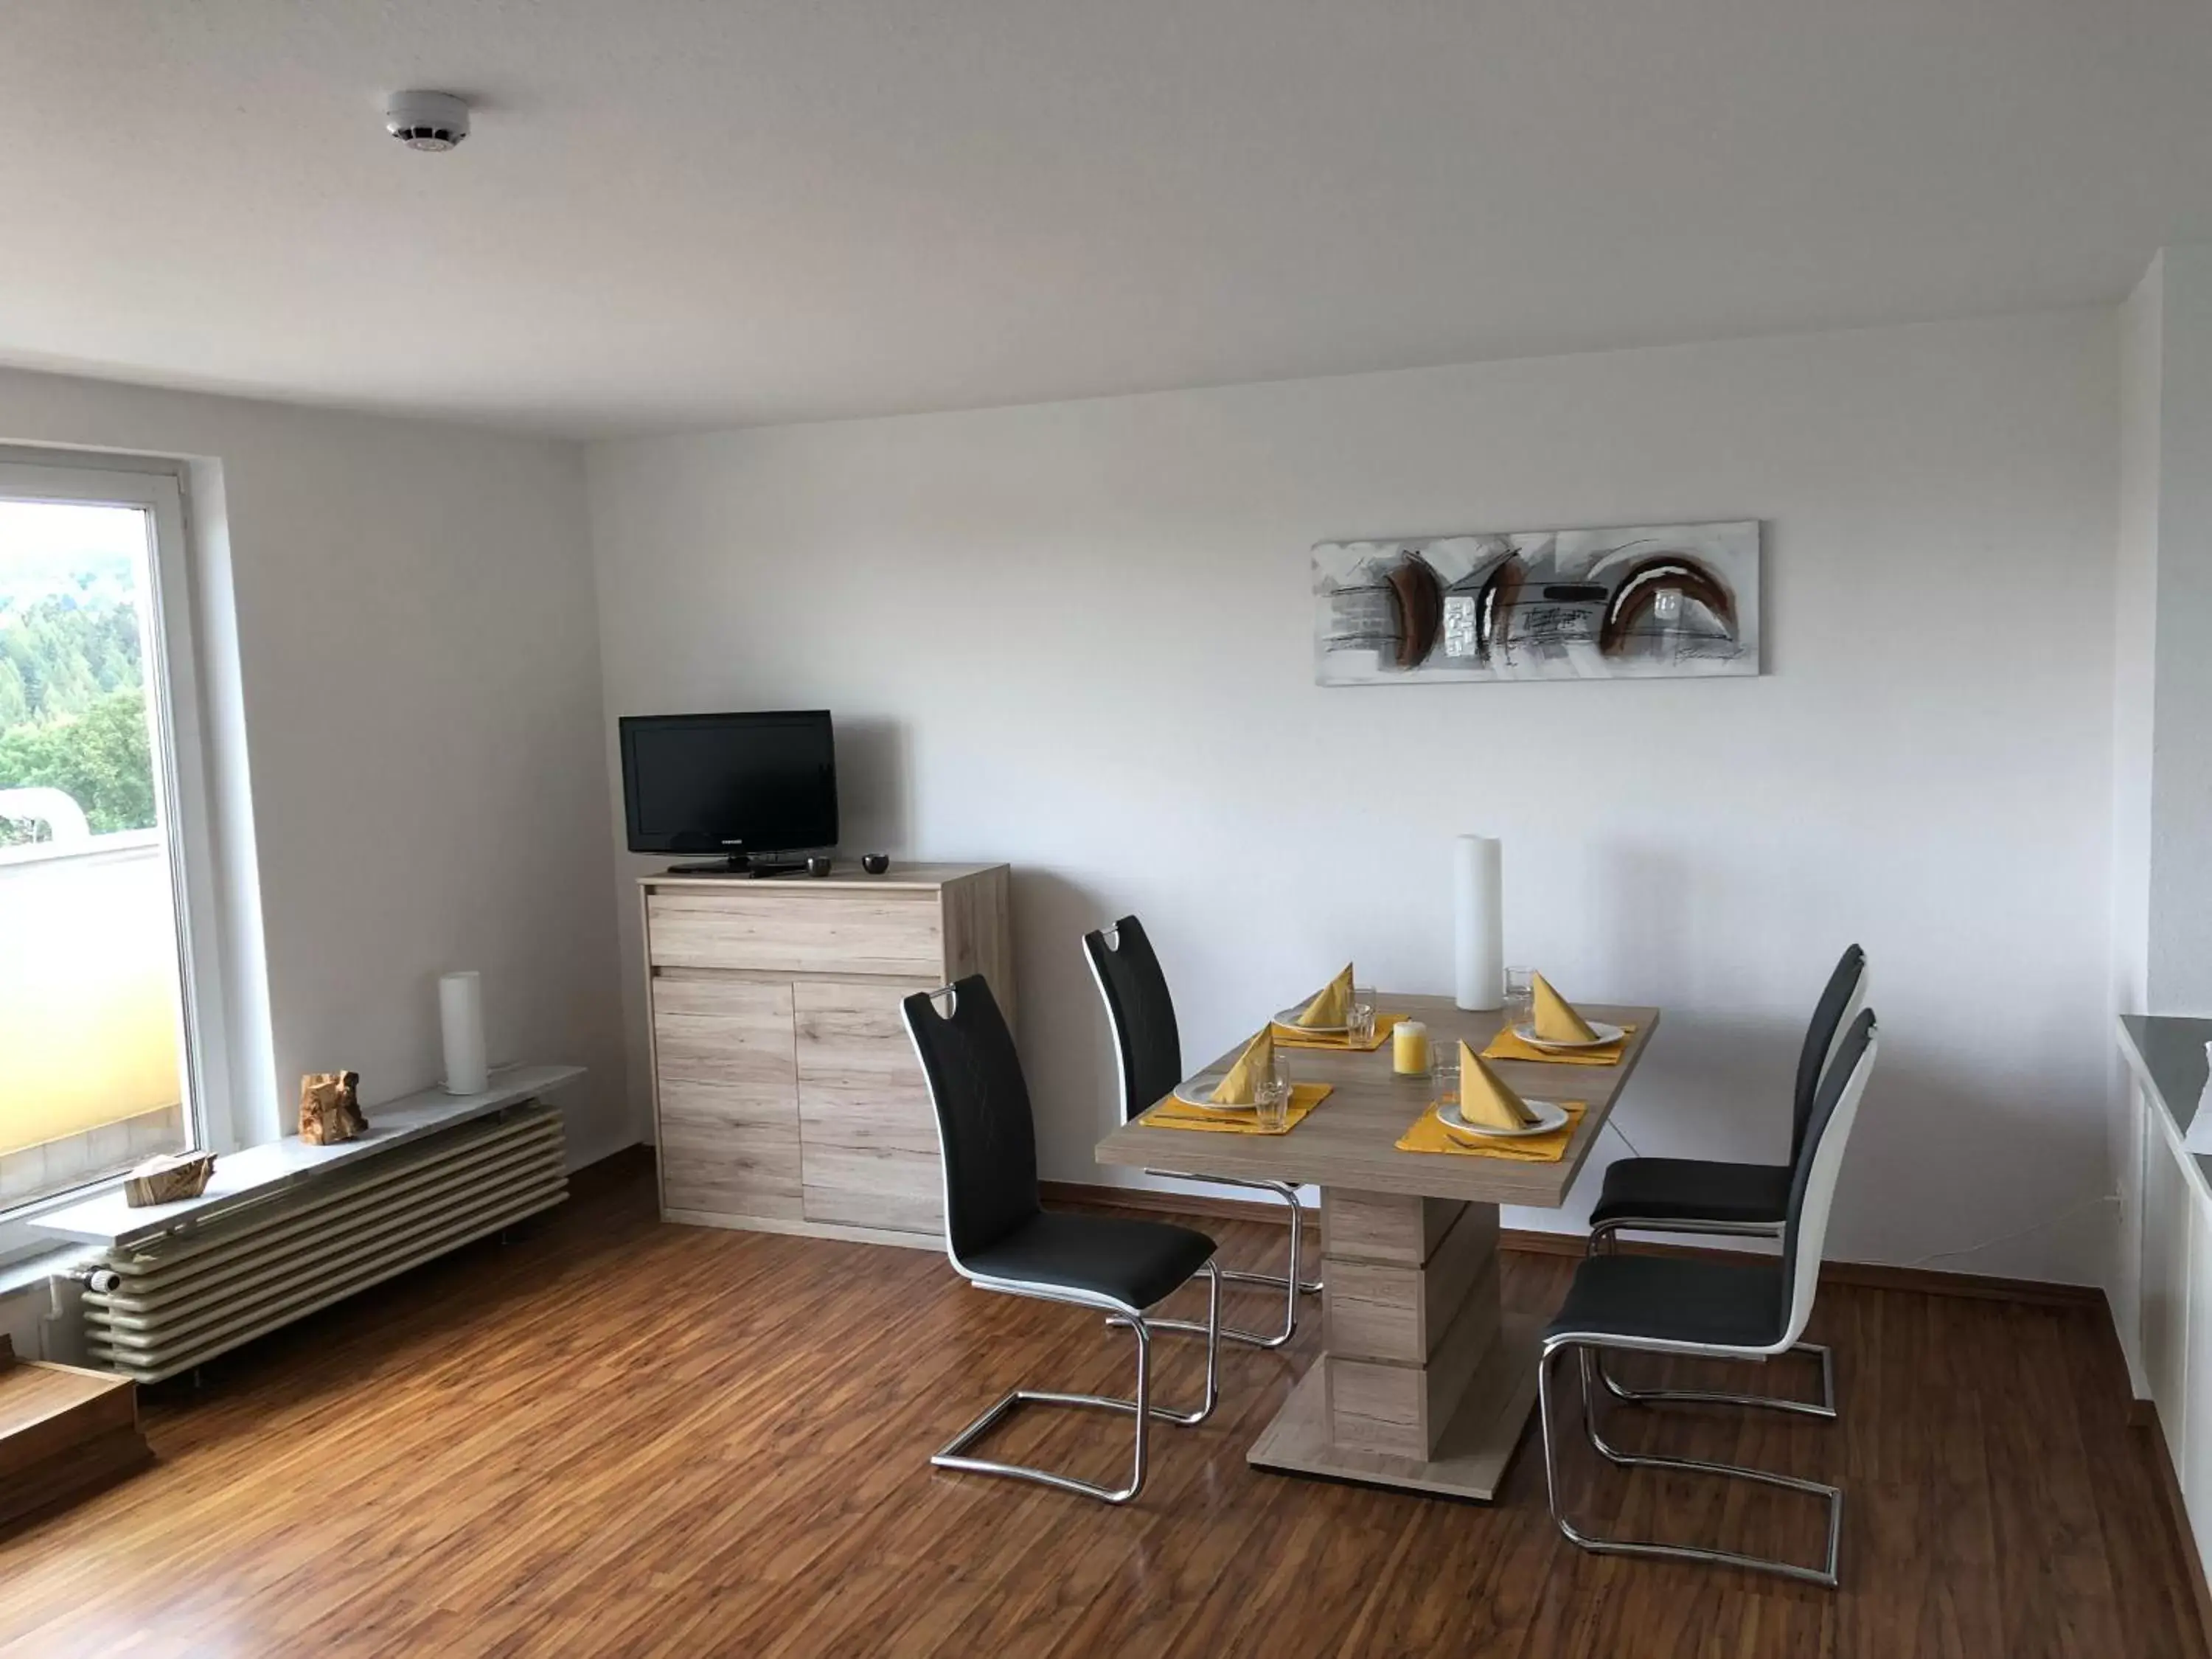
1596,1338,1837,1419
1127,1177,1317,1350
1540,1338,1843,1587
1585,1218,1837,1420
1217,1180,1324,1296
934,1262,1222,1505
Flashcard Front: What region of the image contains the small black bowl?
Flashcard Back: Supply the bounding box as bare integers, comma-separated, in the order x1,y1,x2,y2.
860,852,891,875
806,855,835,877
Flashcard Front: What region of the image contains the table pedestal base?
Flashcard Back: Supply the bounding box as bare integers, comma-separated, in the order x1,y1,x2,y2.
1248,1311,1541,1500
1245,1186,1541,1501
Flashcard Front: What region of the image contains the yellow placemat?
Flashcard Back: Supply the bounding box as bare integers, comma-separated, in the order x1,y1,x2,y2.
1141,1082,1333,1135
1272,1012,1405,1052
1395,1100,1587,1163
1481,1023,1638,1067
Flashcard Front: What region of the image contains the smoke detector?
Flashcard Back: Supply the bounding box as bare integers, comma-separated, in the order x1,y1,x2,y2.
386,91,470,152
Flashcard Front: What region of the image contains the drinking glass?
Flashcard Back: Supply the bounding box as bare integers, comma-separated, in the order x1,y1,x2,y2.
1504,967,1536,1034
1428,1045,1459,1113
1348,986,1377,1046
1252,1077,1292,1134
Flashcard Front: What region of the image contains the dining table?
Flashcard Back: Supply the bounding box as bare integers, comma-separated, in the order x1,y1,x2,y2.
1093,991,1660,1501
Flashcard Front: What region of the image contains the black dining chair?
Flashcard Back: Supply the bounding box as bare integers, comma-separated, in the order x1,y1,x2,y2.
1083,915,1317,1349
901,975,1222,1505
1540,1007,1879,1587
1584,943,1867,1418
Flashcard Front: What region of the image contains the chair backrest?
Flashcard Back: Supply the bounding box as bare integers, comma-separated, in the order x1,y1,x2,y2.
900,975,1042,1273
1790,945,1868,1161
1082,915,1183,1124
1775,1007,1878,1352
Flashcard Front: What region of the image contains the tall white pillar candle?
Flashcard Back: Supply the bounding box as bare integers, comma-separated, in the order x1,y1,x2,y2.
439,970,490,1096
1453,835,1504,1011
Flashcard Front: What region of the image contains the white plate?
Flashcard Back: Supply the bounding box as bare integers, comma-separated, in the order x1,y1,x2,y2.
1435,1097,1570,1140
1172,1074,1256,1111
1511,1019,1625,1052
1272,1004,1347,1035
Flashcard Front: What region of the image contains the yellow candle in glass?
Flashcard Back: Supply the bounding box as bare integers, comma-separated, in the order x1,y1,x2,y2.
1392,1019,1430,1076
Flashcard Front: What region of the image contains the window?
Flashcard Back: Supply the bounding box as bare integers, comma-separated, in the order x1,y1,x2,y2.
0,461,223,1228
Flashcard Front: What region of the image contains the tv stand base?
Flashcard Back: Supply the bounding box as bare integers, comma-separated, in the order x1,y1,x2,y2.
664,856,807,879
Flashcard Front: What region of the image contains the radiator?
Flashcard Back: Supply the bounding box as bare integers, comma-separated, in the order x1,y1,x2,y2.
80,1104,567,1383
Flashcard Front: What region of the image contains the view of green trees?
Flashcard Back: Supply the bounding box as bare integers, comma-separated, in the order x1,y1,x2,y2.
0,595,156,843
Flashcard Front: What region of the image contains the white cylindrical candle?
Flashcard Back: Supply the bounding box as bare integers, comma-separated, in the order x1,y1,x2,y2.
1452,835,1503,1011
439,970,490,1096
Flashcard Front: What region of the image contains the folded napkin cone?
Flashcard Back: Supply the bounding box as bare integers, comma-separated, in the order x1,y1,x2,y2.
1458,1040,1541,1130
1297,964,1354,1028
1531,972,1599,1044
1210,1027,1275,1105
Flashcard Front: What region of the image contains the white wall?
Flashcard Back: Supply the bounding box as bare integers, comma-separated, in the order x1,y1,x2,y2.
2114,262,2163,1027
588,310,2121,1283
2110,257,2163,1372
2108,245,2212,1380
0,367,627,1168
2147,246,2212,1014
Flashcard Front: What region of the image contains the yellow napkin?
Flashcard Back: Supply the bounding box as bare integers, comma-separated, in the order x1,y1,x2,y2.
1144,1082,1333,1135
1458,1041,1540,1130
1209,1027,1274,1105
1273,1012,1403,1052
1297,964,1354,1028
1397,1099,1585,1162
1531,973,1599,1043
1482,1022,1638,1067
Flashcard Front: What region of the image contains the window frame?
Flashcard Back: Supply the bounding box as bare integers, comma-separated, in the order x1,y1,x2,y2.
0,458,234,1253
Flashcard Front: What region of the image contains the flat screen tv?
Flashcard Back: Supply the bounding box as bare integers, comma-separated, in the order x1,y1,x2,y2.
619,710,837,873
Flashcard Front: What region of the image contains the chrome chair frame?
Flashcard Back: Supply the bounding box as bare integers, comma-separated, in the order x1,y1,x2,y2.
906,980,1225,1507
1538,1331,1843,1587
1084,920,1318,1350
1113,1169,1313,1349
933,1265,1222,1505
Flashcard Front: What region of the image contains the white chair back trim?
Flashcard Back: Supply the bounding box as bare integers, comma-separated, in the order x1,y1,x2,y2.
1814,958,1868,1109
1777,1026,1878,1353
1082,928,1138,1125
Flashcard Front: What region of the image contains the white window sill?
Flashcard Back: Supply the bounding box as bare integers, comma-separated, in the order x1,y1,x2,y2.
0,1169,135,1268
0,1241,101,1301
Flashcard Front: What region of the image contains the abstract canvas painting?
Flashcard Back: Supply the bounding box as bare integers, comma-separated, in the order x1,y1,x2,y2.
1312,520,1760,685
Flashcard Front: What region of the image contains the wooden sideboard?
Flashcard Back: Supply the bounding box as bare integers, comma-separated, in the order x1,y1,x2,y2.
639,862,1012,1248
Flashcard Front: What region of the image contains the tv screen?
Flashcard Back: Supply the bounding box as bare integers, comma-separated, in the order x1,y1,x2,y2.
619,711,838,856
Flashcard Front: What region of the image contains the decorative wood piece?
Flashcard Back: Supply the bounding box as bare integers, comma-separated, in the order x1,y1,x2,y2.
122,1152,216,1208
298,1071,367,1146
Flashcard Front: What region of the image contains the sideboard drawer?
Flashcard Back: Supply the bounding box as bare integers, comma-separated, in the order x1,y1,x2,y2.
646,889,945,978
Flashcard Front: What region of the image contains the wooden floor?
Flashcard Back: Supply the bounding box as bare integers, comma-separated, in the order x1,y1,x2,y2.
0,1154,2201,1659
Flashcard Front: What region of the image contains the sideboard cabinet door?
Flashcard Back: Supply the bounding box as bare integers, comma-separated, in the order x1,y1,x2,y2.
653,977,803,1221
793,979,943,1234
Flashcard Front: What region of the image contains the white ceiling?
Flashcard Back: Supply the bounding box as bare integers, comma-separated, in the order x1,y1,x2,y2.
3,0,2208,437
